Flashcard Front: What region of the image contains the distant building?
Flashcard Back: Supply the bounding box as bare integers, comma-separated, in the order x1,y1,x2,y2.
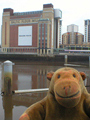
59,20,62,44
67,24,78,33
84,19,90,43
1,3,62,54
62,24,84,45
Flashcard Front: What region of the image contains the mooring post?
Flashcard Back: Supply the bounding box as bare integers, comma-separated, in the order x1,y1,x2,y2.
2,60,14,95
89,56,90,68
65,55,68,64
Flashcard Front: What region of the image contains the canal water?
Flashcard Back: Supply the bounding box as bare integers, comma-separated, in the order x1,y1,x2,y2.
0,60,90,120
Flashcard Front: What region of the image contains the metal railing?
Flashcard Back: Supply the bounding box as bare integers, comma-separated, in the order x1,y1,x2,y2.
15,88,49,94
1,47,38,54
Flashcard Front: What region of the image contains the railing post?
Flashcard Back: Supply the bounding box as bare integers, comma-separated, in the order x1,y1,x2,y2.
2,60,14,95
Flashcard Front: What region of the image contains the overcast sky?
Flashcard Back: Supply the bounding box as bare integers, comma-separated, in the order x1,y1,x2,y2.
0,0,90,44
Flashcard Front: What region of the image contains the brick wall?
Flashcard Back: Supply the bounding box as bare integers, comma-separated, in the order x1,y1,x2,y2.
10,24,38,47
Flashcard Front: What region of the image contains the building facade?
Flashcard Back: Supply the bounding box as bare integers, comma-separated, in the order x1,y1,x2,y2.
67,24,78,44
59,20,62,44
67,24,78,33
62,24,84,45
2,3,62,54
84,19,90,43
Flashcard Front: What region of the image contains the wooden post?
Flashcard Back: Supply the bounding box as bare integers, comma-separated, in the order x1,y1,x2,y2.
2,60,14,95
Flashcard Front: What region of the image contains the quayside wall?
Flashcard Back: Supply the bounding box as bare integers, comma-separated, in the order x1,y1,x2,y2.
0,54,89,65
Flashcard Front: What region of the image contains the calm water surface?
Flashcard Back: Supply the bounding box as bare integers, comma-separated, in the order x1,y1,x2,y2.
0,61,90,120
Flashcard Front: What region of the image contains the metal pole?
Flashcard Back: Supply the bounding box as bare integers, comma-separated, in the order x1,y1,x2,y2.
89,56,90,68
65,55,68,64
15,88,49,94
2,60,14,95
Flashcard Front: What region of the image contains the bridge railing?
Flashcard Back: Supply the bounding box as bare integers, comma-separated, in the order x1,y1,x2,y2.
2,47,90,55
0,47,56,55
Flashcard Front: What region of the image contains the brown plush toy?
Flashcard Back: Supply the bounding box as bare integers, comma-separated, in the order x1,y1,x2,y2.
19,67,90,120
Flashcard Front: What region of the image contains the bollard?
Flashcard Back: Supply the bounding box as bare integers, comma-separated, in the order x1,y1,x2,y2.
2,60,14,95
89,56,90,68
65,55,68,64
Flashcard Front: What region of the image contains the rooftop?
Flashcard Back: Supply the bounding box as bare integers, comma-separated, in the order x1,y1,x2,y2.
14,10,43,16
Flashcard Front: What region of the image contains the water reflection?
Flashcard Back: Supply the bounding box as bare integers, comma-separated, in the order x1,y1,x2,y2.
12,64,59,91
2,92,47,120
2,96,13,120
1,61,90,120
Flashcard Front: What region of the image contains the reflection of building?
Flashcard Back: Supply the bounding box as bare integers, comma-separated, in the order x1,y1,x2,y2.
12,65,50,90
84,19,90,43
62,24,84,45
37,69,50,89
2,3,62,54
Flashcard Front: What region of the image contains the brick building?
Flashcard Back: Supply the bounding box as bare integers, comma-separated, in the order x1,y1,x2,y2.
2,3,62,54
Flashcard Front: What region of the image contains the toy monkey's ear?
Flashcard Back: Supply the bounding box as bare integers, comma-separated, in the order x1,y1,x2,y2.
80,72,86,81
47,72,54,81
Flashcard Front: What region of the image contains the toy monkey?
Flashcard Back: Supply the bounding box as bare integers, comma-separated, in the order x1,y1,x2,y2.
19,67,90,120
